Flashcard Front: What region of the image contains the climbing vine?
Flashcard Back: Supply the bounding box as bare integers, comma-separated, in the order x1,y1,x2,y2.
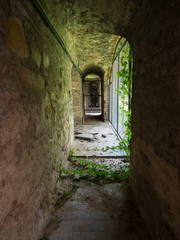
116,44,133,157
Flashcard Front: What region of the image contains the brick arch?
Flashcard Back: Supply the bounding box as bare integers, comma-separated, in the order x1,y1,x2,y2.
82,65,105,79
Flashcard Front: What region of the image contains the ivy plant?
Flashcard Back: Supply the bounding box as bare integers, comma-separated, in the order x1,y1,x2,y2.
116,44,133,157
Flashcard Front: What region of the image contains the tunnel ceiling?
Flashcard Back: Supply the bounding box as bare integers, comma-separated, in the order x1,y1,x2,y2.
72,31,120,75
39,0,139,75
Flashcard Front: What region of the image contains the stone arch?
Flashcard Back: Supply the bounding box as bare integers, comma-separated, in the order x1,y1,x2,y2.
82,65,106,120
82,65,105,79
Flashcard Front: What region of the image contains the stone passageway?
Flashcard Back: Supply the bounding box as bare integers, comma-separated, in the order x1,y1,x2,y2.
44,118,150,240
0,0,179,239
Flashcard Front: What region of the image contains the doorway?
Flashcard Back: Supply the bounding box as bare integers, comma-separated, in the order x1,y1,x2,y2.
83,74,102,117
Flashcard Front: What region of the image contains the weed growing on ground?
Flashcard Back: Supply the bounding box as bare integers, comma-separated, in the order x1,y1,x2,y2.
55,150,129,213
57,153,129,184
73,181,80,188
94,147,99,151
39,234,49,240
54,215,62,224
62,191,72,197
57,199,64,205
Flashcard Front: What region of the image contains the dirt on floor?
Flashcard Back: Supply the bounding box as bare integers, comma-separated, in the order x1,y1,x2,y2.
73,118,127,158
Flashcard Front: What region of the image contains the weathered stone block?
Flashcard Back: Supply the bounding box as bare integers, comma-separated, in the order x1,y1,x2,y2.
43,52,50,68
7,16,29,58
31,46,42,68
19,67,44,92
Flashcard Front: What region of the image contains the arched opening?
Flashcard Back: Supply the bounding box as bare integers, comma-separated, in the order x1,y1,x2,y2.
82,66,105,124
83,74,102,116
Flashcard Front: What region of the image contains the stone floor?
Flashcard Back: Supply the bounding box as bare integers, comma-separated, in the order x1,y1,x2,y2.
73,116,127,157
44,116,151,240
45,181,151,240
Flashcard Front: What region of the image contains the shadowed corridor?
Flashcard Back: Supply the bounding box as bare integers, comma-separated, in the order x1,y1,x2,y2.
0,0,179,240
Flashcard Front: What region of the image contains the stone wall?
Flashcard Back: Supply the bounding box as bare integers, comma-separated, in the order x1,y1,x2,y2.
130,0,180,239
0,0,75,239
0,0,180,239
72,66,83,125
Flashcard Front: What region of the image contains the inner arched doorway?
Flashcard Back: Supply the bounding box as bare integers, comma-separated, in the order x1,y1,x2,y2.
82,66,105,124
83,74,102,117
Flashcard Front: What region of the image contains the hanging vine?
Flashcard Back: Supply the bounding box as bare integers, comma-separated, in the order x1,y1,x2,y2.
116,44,133,157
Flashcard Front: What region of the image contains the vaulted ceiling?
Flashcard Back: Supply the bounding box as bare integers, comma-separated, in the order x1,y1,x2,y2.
39,0,139,75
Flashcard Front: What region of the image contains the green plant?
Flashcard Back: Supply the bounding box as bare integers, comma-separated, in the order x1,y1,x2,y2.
61,155,130,183
61,169,69,176
111,146,117,150
56,152,130,205
116,44,133,157
39,234,49,240
54,215,62,224
58,179,64,183
69,150,74,156
63,191,72,197
73,181,80,188
57,199,64,204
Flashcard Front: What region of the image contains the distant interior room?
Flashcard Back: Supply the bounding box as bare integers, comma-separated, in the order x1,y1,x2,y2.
83,74,102,116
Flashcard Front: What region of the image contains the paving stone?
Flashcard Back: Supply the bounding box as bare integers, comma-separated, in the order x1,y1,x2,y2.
74,232,106,240
50,232,74,240
57,205,90,220
89,208,107,219
74,231,123,240
45,180,150,240
104,220,122,231
64,202,89,210
74,219,105,232
57,220,75,232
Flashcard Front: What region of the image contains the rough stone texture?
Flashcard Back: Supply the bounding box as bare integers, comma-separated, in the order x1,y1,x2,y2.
72,66,83,125
130,1,180,239
7,16,29,58
41,0,137,37
0,0,179,239
0,0,74,239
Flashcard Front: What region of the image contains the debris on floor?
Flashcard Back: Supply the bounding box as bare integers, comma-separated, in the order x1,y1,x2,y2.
74,131,82,135
75,134,94,141
73,120,127,157
101,134,107,138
